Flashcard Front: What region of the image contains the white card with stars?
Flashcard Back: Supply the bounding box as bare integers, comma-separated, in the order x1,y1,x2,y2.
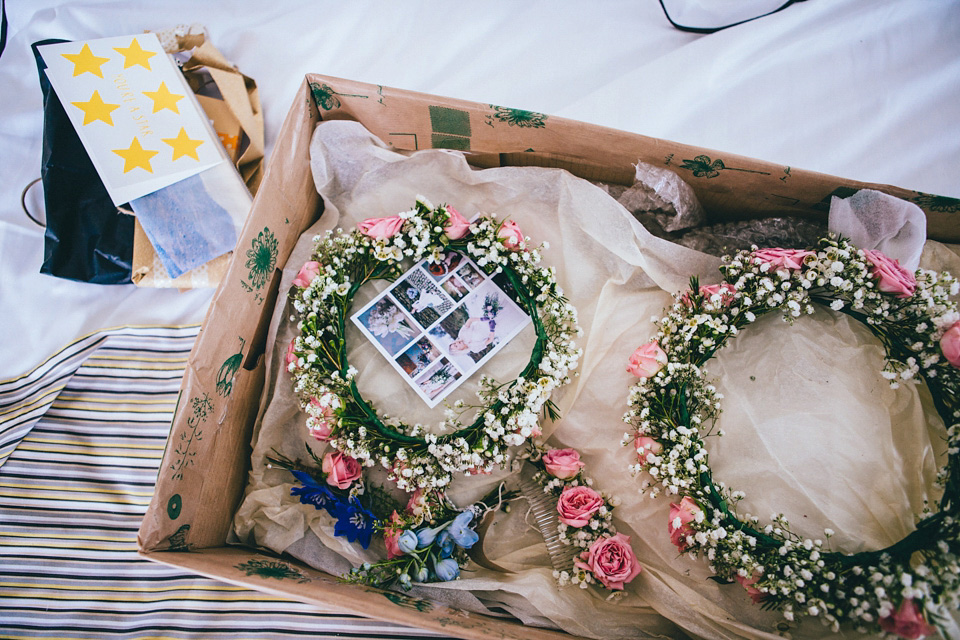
38,34,224,205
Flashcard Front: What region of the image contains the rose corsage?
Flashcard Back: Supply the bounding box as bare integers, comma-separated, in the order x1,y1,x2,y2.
522,444,641,593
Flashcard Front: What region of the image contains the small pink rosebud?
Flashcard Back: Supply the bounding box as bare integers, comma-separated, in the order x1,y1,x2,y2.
285,338,298,369
321,451,362,489
292,261,321,288
358,215,405,239
878,598,937,639
735,571,765,604
668,496,703,551
752,248,814,271
626,342,667,378
443,205,471,240
863,249,917,299
556,485,604,528
634,436,662,465
542,448,585,479
496,220,525,250
573,533,641,590
941,321,960,368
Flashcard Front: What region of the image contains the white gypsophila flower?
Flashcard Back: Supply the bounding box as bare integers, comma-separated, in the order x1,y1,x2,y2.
622,237,960,635
288,200,582,492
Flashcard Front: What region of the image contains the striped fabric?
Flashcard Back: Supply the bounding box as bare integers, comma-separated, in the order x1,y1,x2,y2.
0,325,447,639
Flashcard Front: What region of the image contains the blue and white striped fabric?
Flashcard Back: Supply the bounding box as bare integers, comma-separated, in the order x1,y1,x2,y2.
0,325,447,639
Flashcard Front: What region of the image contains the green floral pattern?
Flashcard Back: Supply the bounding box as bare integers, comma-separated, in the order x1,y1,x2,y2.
243,228,277,292
171,393,212,481
912,192,960,213
487,105,547,128
309,82,369,111
235,559,310,583
383,592,434,612
679,154,770,179
216,337,245,397
168,524,190,551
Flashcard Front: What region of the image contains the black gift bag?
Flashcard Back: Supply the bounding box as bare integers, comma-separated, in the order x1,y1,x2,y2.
32,39,134,284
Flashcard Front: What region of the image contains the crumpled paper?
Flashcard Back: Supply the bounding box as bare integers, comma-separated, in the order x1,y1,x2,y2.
233,119,960,640
828,188,927,271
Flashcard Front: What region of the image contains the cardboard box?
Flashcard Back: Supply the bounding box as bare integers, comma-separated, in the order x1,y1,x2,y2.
138,73,960,640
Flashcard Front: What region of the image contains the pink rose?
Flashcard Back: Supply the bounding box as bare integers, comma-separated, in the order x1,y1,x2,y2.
556,485,604,528
321,451,362,489
668,496,703,551
405,488,423,515
574,533,641,590
383,511,404,559
443,205,471,240
306,396,336,441
681,283,736,307
879,599,937,640
285,338,298,370
752,248,814,271
358,215,404,239
542,448,585,479
464,466,492,475
634,436,662,465
626,341,667,378
292,261,321,288
863,249,916,298
735,571,765,604
941,321,960,368
496,220,525,250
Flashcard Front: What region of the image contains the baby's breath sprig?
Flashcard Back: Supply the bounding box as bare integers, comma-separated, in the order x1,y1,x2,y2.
287,197,582,492
623,237,960,638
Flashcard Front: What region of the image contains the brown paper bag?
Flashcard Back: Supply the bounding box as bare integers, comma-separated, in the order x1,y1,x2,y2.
131,26,264,288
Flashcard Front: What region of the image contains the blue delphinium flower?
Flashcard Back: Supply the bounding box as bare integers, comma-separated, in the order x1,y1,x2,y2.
446,510,479,549
436,530,455,558
289,470,336,515
331,497,377,549
416,524,444,549
414,565,430,582
397,530,418,554
434,557,460,581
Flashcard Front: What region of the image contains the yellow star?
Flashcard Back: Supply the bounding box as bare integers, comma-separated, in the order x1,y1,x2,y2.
61,43,110,78
70,90,120,126
112,137,159,173
162,127,204,161
113,38,157,70
143,82,185,114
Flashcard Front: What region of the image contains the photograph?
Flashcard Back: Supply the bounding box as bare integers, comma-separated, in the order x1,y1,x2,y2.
425,250,463,281
395,336,441,379
456,262,485,289
353,297,418,356
391,266,453,329
429,279,530,370
415,358,463,403
441,274,469,302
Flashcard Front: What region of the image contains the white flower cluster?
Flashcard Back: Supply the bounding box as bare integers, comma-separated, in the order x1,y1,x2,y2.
287,197,581,492
623,237,960,636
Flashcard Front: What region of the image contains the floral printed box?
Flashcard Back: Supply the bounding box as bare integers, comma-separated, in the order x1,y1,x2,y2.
137,73,960,640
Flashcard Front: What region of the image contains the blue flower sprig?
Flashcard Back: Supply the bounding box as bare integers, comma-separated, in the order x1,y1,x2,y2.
346,486,516,591
267,447,397,550
289,470,378,548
